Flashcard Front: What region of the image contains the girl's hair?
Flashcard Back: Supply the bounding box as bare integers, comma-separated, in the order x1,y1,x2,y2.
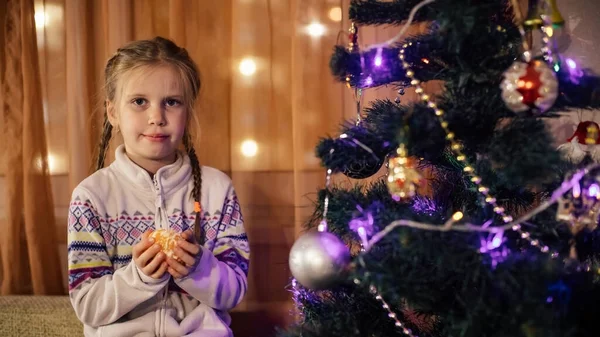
96,37,204,238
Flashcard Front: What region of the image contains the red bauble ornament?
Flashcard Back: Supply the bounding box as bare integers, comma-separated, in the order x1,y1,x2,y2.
517,64,543,105
500,59,558,113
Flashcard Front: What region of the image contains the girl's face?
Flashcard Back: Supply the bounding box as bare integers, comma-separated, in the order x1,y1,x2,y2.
107,64,188,173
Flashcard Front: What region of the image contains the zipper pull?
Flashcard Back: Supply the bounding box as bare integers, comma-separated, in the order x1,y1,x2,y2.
153,175,160,192
153,175,164,209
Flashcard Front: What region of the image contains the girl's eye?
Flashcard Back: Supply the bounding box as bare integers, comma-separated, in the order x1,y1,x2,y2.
165,99,181,107
133,98,146,106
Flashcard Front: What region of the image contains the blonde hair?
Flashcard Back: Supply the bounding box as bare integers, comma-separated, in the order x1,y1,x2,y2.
96,37,204,235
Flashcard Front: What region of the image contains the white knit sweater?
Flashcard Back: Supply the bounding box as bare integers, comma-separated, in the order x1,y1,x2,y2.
67,145,249,337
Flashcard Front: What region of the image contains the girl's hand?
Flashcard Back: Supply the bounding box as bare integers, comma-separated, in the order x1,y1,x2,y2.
166,229,202,279
132,231,168,279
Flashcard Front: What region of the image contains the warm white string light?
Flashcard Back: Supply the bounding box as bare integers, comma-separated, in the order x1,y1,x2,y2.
307,22,326,37
239,58,257,76
240,139,258,157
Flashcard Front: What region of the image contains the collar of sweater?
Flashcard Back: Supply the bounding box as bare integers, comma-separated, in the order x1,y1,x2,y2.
111,144,192,197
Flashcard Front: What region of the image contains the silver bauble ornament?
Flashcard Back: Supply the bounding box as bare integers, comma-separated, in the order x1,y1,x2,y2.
289,231,351,290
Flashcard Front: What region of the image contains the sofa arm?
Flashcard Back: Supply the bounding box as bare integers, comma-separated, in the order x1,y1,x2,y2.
0,295,82,337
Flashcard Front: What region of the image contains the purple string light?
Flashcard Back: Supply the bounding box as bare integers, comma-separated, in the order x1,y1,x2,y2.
349,205,375,247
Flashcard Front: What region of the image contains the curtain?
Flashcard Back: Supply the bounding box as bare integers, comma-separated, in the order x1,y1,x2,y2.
0,0,62,295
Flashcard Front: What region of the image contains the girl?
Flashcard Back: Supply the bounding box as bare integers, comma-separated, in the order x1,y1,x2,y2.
67,37,249,337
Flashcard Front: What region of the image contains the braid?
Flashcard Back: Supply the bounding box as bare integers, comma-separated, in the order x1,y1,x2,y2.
183,130,203,244
96,105,113,171
96,51,121,172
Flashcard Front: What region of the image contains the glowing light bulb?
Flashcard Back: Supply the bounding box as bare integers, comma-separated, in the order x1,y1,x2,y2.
328,7,342,22
240,139,258,157
35,153,56,173
588,183,600,198
374,48,383,67
452,212,464,221
239,58,257,76
47,154,56,172
34,11,48,28
491,235,502,249
306,22,326,37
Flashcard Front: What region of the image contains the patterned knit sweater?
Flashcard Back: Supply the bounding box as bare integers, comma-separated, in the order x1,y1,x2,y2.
67,145,249,337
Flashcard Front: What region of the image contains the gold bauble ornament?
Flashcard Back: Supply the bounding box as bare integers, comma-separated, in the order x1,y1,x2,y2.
387,144,422,201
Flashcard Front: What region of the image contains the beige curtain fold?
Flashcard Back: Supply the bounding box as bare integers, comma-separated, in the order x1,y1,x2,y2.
65,0,92,190
0,0,62,295
0,0,7,288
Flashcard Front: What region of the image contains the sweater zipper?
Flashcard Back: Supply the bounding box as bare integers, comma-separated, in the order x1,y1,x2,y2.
153,176,165,230
153,175,170,337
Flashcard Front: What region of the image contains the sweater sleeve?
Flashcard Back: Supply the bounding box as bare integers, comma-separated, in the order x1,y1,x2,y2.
175,182,250,311
67,187,169,327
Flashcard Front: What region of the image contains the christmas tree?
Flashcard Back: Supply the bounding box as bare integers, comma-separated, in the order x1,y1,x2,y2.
280,1,600,337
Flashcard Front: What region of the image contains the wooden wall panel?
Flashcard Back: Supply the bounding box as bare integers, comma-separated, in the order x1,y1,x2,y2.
182,0,232,171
